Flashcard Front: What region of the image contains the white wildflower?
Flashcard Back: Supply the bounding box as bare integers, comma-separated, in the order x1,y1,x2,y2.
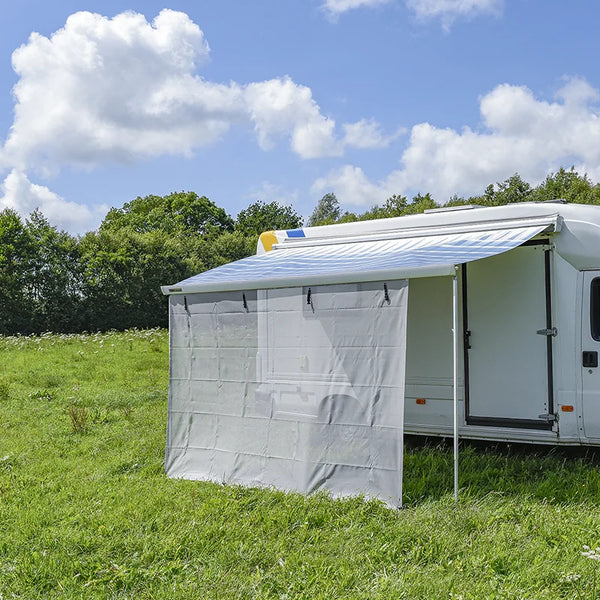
560,572,581,583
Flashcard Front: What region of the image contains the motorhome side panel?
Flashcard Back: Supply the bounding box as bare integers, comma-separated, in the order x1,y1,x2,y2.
551,253,581,443
404,276,461,435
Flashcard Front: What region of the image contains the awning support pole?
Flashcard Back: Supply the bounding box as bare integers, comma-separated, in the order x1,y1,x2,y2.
452,271,459,502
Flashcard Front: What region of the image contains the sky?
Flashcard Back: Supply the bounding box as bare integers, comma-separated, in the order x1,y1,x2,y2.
0,0,599,233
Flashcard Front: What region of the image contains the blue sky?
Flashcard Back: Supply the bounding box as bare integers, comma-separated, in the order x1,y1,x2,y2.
0,0,599,232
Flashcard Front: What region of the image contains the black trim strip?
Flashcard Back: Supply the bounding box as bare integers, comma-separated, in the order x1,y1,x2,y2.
466,416,553,431
461,264,470,421
544,249,555,418
521,238,550,247
590,277,600,341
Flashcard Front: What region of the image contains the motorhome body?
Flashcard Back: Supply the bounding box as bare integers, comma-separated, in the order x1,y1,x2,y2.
257,202,600,446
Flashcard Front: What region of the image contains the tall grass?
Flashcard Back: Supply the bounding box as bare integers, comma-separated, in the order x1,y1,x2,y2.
1,329,600,598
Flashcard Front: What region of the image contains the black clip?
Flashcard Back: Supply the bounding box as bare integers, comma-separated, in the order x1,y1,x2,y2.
242,293,249,312
464,330,472,350
183,296,189,312
383,283,390,305
306,288,312,305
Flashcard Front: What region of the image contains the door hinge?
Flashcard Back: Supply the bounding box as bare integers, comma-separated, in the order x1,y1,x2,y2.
536,327,557,337
538,413,556,422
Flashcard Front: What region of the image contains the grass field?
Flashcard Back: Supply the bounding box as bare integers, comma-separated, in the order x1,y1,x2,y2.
2,330,600,598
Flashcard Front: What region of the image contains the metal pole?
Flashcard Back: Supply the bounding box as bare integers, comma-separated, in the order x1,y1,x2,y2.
452,271,459,502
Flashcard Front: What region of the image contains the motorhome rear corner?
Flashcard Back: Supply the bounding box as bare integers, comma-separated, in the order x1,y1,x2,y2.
264,202,600,446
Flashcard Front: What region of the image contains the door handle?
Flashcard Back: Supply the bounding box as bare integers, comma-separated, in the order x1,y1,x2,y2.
583,351,598,368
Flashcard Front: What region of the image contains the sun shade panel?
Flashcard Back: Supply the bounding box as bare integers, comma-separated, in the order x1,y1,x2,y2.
166,281,409,507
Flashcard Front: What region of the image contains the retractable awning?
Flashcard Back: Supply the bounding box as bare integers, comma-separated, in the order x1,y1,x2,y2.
162,215,560,295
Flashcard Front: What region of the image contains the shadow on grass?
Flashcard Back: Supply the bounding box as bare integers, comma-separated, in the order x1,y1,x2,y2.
403,435,600,506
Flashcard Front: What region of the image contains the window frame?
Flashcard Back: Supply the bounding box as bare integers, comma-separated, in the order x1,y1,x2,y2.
591,277,600,342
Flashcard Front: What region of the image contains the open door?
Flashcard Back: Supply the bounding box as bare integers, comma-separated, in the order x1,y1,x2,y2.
463,242,554,429
582,272,600,440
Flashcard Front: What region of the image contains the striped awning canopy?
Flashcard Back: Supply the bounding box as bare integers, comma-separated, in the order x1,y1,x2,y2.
162,217,558,294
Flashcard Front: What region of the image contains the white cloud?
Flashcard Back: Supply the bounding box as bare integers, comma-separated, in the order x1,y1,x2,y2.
313,78,600,206
2,9,388,173
322,0,502,27
245,77,341,158
322,0,393,18
0,9,394,231
0,170,107,233
312,164,390,206
3,10,244,172
406,0,503,28
246,182,299,207
342,119,404,149
245,79,395,158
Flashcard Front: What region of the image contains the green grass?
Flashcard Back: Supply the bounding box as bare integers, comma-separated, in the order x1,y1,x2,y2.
1,330,600,598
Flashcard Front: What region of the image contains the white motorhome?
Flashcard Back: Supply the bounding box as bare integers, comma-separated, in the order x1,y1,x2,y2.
254,201,600,446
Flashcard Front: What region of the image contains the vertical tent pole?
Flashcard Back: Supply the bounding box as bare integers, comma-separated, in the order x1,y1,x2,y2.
452,271,459,502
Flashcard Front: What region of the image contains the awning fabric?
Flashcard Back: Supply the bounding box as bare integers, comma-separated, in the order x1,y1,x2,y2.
163,220,553,295
166,282,409,507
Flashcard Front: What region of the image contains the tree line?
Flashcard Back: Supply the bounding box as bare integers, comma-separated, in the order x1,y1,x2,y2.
307,168,600,226
1,168,599,335
0,194,302,334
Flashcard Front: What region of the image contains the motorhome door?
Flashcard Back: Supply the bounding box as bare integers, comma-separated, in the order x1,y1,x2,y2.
582,272,600,440
464,242,554,429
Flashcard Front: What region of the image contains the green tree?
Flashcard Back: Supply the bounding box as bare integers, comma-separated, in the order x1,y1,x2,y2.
25,211,84,332
495,173,533,204
308,193,340,226
472,173,533,206
210,231,258,266
530,167,600,205
482,183,496,205
402,193,438,215
79,229,195,330
0,209,35,334
359,194,409,220
235,200,302,236
337,211,360,223
101,191,234,237
445,194,468,207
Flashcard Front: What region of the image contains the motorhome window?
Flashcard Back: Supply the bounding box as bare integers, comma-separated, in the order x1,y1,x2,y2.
592,278,600,341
